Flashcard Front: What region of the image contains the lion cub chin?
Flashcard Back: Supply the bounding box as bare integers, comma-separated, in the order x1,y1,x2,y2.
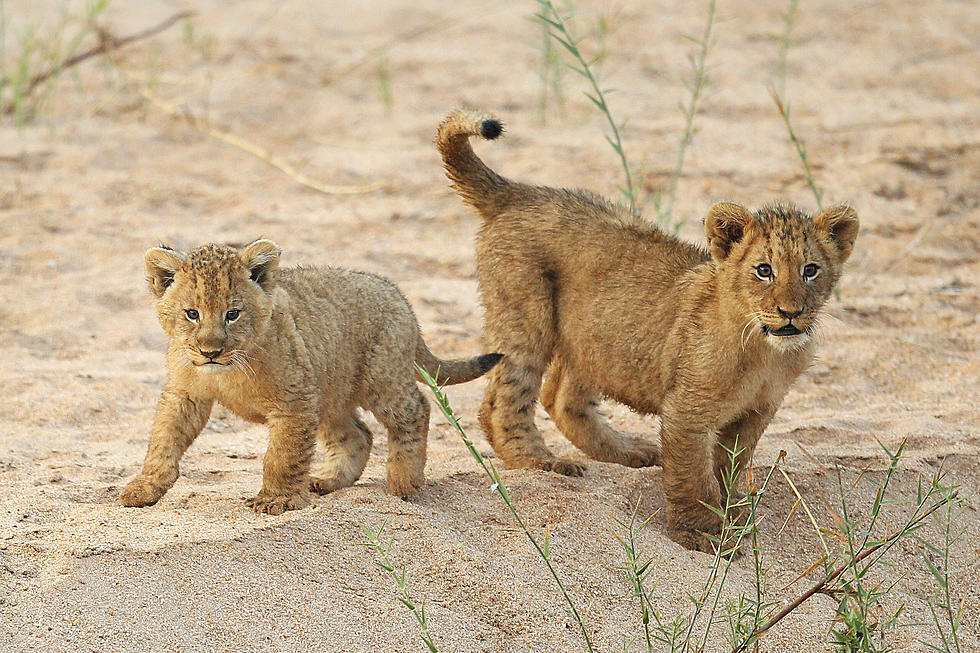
120,239,501,515
437,109,859,553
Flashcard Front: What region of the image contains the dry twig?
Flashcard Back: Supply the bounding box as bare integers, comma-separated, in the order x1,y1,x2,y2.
135,85,384,195
730,491,956,652
2,11,194,111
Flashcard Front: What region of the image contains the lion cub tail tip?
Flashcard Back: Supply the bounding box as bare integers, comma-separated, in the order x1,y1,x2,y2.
478,352,504,374
480,118,503,140
439,109,503,143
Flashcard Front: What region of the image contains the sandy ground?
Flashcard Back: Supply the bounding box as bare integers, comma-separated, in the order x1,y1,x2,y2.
0,0,978,651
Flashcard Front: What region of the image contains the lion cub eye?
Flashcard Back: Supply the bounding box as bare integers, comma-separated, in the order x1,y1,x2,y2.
802,263,820,281
755,263,773,280
225,309,241,323
185,309,200,322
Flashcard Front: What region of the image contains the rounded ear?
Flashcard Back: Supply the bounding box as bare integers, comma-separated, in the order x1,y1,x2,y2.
704,202,755,262
239,239,281,291
813,204,859,263
145,246,185,298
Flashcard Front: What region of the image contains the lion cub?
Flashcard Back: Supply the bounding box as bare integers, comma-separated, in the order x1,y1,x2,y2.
121,240,501,514
437,109,859,551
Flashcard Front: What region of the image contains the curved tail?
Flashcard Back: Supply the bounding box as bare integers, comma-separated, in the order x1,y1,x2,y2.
415,340,502,386
436,109,512,218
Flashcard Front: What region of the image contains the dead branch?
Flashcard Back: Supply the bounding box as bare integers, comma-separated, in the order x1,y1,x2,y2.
3,11,194,110
730,492,956,653
136,85,383,196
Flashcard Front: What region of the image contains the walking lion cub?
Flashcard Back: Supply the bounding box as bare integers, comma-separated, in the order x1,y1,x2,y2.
121,240,500,514
437,109,858,551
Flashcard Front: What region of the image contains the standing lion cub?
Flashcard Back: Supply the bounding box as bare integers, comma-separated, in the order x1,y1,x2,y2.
437,109,859,551
121,240,501,514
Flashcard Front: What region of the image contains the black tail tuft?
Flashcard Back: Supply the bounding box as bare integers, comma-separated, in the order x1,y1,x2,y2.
478,353,504,373
480,119,503,140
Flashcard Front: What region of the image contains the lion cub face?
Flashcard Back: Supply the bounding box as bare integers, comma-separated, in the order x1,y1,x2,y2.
144,240,281,372
705,202,859,351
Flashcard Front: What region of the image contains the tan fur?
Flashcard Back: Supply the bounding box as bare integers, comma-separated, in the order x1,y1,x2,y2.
121,240,501,514
437,109,859,551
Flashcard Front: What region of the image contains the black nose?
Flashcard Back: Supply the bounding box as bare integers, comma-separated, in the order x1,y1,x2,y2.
777,306,804,319
200,348,223,360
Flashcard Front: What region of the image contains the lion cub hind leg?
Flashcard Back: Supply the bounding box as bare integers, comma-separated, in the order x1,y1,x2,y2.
542,358,661,468
481,355,585,477
373,383,430,498
309,412,373,495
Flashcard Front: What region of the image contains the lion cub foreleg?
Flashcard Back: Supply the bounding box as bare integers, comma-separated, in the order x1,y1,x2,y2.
713,408,773,509
120,389,213,507
247,407,317,515
660,408,726,553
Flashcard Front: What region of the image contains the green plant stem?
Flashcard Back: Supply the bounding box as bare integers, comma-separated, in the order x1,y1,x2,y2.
536,15,565,125
771,88,823,210
614,506,657,653
658,0,716,229
747,455,787,643
682,447,782,653
730,489,955,653
535,0,636,212
417,364,596,653
614,514,687,651
829,440,907,648
375,53,393,114
775,0,799,97
913,472,964,652
362,522,439,653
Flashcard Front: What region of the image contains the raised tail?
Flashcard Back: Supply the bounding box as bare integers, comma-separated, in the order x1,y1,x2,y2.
436,109,512,218
415,339,502,386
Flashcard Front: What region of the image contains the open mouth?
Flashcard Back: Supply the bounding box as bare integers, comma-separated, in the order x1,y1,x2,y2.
761,324,803,337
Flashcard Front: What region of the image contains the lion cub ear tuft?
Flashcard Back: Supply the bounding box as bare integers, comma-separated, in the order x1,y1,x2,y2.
813,205,859,264
239,239,281,291
144,246,185,298
704,202,755,262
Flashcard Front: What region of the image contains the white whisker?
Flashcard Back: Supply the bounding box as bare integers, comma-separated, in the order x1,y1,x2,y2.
740,315,763,352
245,341,269,356
816,310,844,326
231,349,256,379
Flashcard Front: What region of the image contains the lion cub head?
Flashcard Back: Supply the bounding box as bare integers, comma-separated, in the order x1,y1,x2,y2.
704,202,859,351
144,239,281,372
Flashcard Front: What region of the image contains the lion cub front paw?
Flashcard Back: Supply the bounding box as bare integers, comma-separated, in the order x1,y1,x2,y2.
669,527,717,554
668,526,743,558
120,477,167,507
246,492,310,515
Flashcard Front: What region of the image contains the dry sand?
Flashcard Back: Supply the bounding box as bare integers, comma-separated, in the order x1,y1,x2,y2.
0,0,978,651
